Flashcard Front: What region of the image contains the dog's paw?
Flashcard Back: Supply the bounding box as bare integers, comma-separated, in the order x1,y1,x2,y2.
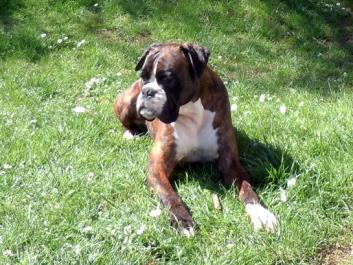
181,226,195,237
170,204,196,237
245,203,278,232
123,130,136,140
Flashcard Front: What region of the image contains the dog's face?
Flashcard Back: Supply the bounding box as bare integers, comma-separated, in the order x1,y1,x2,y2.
135,43,210,124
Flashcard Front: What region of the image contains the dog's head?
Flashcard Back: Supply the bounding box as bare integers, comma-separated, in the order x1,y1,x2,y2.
135,43,210,123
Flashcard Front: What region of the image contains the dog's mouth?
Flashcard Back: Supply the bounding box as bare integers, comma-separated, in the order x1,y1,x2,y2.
138,107,156,121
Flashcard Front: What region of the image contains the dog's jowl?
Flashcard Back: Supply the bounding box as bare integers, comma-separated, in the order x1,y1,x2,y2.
114,43,278,235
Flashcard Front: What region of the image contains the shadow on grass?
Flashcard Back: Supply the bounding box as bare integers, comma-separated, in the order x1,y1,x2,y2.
173,128,300,196
116,0,353,93
0,0,50,62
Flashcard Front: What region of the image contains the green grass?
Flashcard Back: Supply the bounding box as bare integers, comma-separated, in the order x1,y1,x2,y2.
1,0,353,264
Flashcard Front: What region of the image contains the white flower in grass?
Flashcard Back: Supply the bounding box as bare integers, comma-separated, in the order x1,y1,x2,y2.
72,106,87,113
82,226,93,233
298,101,304,107
3,250,14,257
287,177,297,188
40,33,47,38
63,36,68,41
57,38,63,44
280,188,287,202
3,164,12,170
88,253,97,262
73,245,81,256
94,3,99,7
136,224,146,235
84,76,106,94
279,104,286,114
336,2,341,6
230,103,237,112
77,39,86,48
110,228,116,236
30,119,37,125
0,171,5,175
123,225,132,235
150,207,161,218
259,94,266,102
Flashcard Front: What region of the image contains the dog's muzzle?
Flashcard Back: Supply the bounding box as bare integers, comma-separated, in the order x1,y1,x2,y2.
136,85,167,121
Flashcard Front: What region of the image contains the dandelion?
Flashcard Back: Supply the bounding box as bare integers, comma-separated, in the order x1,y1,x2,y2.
77,39,86,48
259,94,266,102
136,224,146,235
73,106,87,113
40,33,47,38
279,104,286,114
230,103,237,112
150,207,161,218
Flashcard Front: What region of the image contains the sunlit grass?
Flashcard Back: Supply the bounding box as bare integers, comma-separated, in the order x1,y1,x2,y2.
0,0,352,264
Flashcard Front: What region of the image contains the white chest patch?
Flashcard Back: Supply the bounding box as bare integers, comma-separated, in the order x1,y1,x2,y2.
171,99,219,163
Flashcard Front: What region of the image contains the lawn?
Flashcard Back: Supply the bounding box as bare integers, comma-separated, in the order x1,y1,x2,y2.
1,0,353,264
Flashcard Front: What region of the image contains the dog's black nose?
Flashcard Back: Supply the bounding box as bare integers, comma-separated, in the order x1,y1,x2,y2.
142,87,157,98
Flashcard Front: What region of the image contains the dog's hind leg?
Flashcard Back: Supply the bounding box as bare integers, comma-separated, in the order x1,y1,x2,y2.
114,81,146,139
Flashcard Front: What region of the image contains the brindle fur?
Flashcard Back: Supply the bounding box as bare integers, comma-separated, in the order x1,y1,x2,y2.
115,43,261,231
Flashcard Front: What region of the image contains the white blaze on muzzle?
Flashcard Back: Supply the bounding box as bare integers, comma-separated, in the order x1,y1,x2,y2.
136,57,167,120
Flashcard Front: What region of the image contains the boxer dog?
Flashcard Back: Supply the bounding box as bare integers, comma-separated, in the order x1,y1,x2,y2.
114,43,278,235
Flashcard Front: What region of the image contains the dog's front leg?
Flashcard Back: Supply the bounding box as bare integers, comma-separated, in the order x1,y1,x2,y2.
217,134,278,232
147,133,195,235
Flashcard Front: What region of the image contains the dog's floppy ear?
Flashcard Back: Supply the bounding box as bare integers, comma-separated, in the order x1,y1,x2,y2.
135,43,162,71
180,43,210,77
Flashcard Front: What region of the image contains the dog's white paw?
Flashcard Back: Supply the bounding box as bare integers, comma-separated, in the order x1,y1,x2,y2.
245,203,278,232
123,130,136,140
181,226,195,237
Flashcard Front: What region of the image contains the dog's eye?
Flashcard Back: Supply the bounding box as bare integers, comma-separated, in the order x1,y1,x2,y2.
158,71,173,82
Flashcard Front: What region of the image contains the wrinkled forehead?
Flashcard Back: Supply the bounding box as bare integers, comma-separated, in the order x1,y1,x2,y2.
142,46,185,74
